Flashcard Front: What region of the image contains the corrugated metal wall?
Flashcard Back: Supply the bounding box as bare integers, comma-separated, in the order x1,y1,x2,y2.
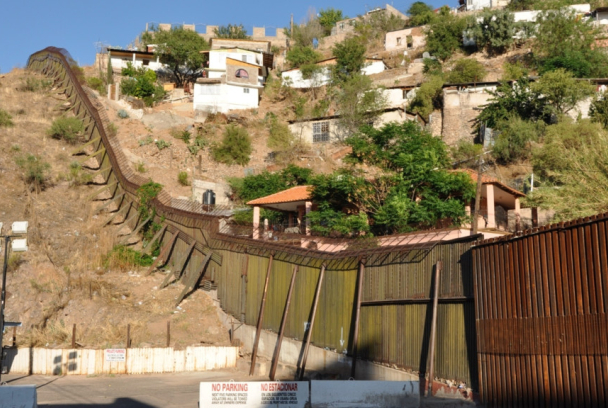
212,237,478,387
473,215,608,407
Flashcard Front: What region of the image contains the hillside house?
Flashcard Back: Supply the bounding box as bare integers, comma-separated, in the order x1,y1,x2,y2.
288,107,410,144
107,48,164,73
282,57,386,89
193,42,273,113
458,0,510,12
331,4,408,36
385,27,426,51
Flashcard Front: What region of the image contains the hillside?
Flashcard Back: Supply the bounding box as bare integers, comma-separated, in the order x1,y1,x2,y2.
0,69,229,349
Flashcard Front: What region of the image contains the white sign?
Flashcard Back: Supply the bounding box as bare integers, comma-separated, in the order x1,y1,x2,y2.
104,349,126,362
200,381,308,408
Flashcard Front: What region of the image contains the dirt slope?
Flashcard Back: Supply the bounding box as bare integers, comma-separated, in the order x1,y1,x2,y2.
0,68,229,349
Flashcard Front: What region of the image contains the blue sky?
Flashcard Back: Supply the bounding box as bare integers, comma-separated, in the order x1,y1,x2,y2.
0,0,452,73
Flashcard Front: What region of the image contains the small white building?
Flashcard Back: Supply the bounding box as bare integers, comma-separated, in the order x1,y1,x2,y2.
282,58,386,89
288,107,409,144
107,48,164,72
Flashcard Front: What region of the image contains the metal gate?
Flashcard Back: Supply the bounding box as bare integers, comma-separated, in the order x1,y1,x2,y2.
472,214,608,407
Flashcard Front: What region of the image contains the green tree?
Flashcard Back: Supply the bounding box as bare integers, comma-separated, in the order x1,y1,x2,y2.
285,46,321,68
354,10,406,42
446,58,487,83
214,24,249,39
344,121,475,233
286,9,324,47
141,25,209,87
229,165,312,203
120,62,165,106
492,116,545,163
318,8,346,36
425,7,468,61
589,92,608,129
211,125,252,165
532,8,608,78
526,119,608,220
331,37,367,82
531,69,595,116
477,79,548,128
406,2,436,26
334,74,388,137
470,9,515,56
409,75,444,120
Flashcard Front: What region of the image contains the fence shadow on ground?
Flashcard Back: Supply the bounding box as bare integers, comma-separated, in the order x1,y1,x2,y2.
40,400,155,408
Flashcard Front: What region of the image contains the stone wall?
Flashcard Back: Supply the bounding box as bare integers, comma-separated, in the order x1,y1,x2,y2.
441,88,494,146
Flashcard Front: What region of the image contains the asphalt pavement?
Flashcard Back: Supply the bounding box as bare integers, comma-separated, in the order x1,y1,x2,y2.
3,369,267,408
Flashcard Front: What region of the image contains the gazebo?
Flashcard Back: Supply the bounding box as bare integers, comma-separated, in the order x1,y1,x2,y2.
246,186,313,239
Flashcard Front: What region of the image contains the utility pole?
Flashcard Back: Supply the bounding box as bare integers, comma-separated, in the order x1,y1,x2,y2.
471,123,486,235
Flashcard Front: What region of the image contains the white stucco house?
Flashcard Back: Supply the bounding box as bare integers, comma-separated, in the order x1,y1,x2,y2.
592,7,608,25
194,44,272,113
107,48,165,73
281,58,387,89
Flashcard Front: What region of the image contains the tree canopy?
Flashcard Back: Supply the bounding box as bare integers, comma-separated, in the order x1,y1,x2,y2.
213,24,249,39
318,8,346,36
425,7,468,61
307,122,475,236
406,2,436,26
141,26,209,87
331,37,367,82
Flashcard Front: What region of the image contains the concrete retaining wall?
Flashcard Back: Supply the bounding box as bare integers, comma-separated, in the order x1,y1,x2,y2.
3,346,238,375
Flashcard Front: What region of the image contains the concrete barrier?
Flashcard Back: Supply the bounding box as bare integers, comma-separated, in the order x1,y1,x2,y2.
0,385,37,408
310,380,419,408
3,346,238,375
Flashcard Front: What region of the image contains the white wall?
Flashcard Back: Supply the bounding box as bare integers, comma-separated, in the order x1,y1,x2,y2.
283,61,385,89
289,110,405,144
193,82,260,113
597,10,608,24
4,347,238,375
362,60,386,75
208,50,262,71
109,55,163,73
282,68,331,89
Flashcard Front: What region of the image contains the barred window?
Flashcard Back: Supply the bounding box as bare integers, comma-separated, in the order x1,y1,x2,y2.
243,88,250,94
312,121,330,143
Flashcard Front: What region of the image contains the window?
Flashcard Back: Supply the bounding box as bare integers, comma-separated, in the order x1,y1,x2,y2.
396,37,402,46
243,88,250,94
142,59,150,66
312,122,330,143
235,69,249,79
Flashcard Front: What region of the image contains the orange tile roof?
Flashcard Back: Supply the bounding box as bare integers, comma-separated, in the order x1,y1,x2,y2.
247,186,312,206
457,169,526,198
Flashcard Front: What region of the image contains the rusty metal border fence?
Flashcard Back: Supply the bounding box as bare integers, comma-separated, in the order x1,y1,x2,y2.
26,47,480,389
473,213,608,407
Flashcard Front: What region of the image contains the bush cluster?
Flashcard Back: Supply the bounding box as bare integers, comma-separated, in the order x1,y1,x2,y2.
47,117,84,144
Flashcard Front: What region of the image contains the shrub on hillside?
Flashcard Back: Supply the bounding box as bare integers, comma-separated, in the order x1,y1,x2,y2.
0,109,14,127
19,77,53,92
446,59,487,84
86,76,107,95
178,171,190,186
15,154,51,191
492,116,545,164
47,117,84,144
211,125,252,166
